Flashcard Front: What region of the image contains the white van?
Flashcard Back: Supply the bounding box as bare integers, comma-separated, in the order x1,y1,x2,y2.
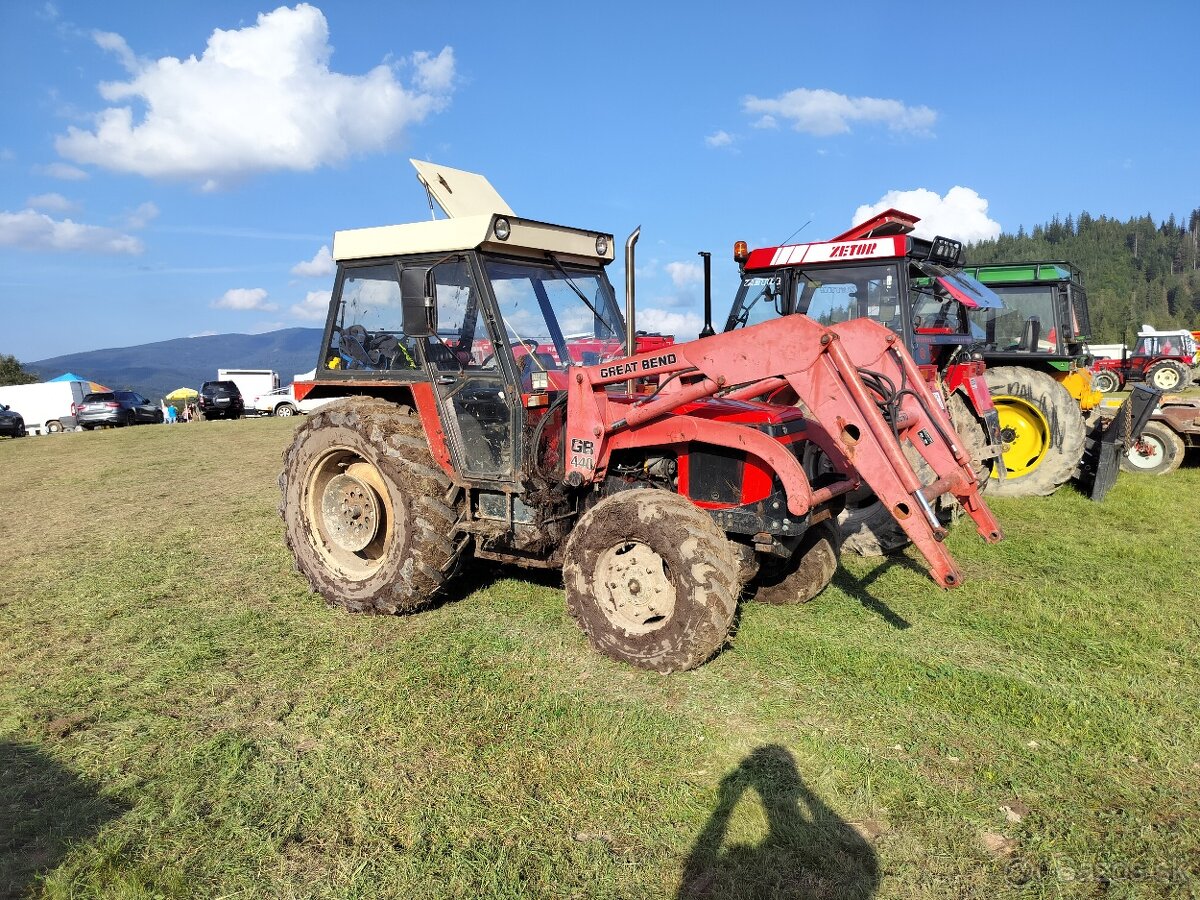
0,380,87,434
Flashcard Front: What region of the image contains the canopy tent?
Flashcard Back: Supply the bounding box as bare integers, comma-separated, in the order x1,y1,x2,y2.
50,372,110,392
164,387,199,400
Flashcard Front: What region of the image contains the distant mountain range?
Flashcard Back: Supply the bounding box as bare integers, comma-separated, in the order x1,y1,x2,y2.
29,328,324,400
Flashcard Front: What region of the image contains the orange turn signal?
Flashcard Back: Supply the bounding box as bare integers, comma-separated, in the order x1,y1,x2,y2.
734,240,748,262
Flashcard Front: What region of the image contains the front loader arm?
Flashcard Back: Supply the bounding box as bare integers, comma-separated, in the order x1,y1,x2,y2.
564,315,1003,588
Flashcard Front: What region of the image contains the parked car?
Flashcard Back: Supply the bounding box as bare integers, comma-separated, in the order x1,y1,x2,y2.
77,391,164,429
252,385,348,417
198,381,245,420
0,404,26,437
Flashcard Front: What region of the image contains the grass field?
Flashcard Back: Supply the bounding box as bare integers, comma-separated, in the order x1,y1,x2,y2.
1,417,1198,899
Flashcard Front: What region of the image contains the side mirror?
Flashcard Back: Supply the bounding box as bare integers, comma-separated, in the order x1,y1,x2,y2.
401,267,436,336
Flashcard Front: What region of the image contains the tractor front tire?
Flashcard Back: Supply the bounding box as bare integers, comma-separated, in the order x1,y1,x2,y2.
1119,420,1185,476
563,490,739,673
279,397,461,614
1146,360,1190,392
1091,370,1121,394
752,521,841,605
985,366,1085,498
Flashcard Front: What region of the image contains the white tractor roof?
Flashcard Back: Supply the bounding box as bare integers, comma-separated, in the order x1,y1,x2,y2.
332,161,614,266
411,159,514,219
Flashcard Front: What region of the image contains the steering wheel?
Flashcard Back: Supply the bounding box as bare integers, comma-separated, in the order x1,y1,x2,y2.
340,324,374,367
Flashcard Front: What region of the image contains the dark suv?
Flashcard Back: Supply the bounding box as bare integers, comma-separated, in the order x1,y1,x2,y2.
78,391,163,428
198,381,245,420
0,404,25,438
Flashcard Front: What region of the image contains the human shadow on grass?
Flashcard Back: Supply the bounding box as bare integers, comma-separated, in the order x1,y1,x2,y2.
0,741,128,899
678,745,879,900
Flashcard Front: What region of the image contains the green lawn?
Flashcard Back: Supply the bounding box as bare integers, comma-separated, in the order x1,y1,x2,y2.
1,418,1197,899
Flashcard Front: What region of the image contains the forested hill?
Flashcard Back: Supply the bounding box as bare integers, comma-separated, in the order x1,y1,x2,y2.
965,208,1200,342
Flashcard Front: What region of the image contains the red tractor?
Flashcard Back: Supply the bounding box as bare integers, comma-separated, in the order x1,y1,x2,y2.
1092,328,1197,393
721,210,1005,555
282,162,1002,672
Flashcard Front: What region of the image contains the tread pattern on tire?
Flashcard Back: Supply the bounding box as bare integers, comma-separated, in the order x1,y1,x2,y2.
1147,360,1190,392
563,489,739,673
985,365,1085,498
279,397,461,614
752,521,841,605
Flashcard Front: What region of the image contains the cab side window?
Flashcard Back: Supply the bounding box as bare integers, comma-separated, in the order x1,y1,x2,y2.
425,258,491,370
327,264,419,371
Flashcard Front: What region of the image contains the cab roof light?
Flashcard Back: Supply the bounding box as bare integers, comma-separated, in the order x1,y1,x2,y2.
734,241,749,263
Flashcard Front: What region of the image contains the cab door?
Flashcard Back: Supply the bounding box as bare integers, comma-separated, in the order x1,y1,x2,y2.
419,256,519,480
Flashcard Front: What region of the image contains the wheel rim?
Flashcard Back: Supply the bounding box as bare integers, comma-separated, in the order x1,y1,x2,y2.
1150,367,1180,390
1125,433,1166,470
279,406,295,416
993,396,1051,479
304,449,397,579
1094,373,1117,393
594,541,677,635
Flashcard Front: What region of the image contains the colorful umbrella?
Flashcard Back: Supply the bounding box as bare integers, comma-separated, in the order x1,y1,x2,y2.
165,387,199,400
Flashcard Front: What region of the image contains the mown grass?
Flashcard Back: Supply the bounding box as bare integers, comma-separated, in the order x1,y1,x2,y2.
1,419,1197,899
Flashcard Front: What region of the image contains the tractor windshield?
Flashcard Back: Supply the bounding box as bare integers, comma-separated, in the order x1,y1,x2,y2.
966,285,1059,352
726,263,904,333
482,257,626,369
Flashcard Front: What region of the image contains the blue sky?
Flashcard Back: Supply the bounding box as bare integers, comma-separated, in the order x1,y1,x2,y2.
2,0,1197,362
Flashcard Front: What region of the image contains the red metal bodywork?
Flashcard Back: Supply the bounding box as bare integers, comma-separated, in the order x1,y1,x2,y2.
564,315,1003,589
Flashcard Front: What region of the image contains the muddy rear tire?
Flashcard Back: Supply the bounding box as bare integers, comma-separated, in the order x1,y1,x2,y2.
1119,420,1185,476
563,490,739,673
985,366,1085,498
752,521,841,605
279,397,462,614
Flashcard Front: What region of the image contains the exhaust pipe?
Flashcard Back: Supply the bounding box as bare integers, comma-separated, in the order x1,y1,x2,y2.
698,250,715,338
625,226,640,394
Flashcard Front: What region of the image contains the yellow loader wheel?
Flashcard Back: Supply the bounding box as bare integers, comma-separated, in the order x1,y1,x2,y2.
984,366,1086,498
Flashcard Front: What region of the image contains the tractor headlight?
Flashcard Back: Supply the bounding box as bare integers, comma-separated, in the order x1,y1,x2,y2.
494,217,511,241
595,234,609,256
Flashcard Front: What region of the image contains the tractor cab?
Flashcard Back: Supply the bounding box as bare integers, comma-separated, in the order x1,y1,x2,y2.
726,210,1002,374
959,262,1093,364
312,207,625,483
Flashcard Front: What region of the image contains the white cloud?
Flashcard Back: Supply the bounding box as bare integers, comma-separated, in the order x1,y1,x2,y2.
636,308,704,342
705,130,735,148
213,287,277,311
124,201,159,228
27,192,77,213
743,88,936,137
35,162,89,180
665,260,703,289
292,244,335,277
0,209,142,254
851,186,1001,243
55,5,456,187
290,289,330,321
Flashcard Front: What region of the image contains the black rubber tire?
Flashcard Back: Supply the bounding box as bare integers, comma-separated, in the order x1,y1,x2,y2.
46,420,62,434
279,397,462,614
839,391,992,558
1119,420,1186,476
984,366,1085,498
1146,360,1190,392
276,404,297,417
563,490,739,673
1092,370,1121,394
751,521,841,605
